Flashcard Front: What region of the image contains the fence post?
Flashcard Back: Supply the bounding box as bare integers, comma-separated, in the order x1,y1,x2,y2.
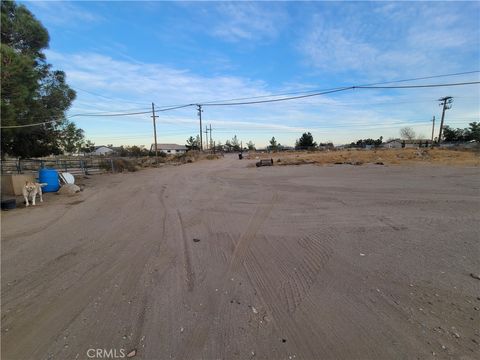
110,159,114,173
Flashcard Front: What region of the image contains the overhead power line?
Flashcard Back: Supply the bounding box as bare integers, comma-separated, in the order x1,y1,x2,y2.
185,70,480,105
70,110,151,117
1,120,64,129
203,87,353,106
355,81,480,89
357,70,480,87
2,75,479,129
156,104,195,112
74,87,151,106
202,81,480,106
1,110,152,129
74,70,479,108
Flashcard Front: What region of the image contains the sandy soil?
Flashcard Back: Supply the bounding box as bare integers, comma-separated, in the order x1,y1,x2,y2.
1,156,479,360
261,148,480,167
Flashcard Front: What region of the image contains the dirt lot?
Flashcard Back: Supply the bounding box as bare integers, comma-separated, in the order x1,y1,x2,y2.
263,148,480,167
1,155,479,360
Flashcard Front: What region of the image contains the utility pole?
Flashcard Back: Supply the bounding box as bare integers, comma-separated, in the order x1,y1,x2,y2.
438,96,453,143
197,105,203,151
431,116,435,143
204,125,209,150
209,124,212,149
151,102,159,164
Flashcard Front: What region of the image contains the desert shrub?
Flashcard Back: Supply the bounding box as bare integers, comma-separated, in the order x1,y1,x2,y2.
99,158,137,172
205,154,219,160
115,159,138,172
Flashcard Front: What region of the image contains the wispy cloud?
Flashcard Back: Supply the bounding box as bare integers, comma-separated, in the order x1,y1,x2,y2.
300,3,480,78
47,46,478,147
24,1,104,27
210,2,288,42
301,23,379,73
52,52,277,110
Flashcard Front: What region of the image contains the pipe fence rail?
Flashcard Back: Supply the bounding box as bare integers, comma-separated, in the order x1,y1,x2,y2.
0,158,112,176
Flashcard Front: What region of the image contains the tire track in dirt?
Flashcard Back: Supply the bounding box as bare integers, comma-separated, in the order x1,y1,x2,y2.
173,173,240,360
1,215,149,312
2,242,152,360
211,225,337,358
177,171,277,359
280,232,334,313
177,211,195,292
2,170,178,360
241,246,329,358
228,192,278,273
2,208,70,241
377,215,408,231
46,173,177,359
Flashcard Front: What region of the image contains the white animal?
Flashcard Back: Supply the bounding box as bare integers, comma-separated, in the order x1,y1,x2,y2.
22,181,47,206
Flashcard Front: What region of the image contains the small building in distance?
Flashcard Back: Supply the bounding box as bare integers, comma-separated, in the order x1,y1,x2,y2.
382,139,403,148
382,139,433,148
403,139,433,148
150,144,188,155
93,146,115,156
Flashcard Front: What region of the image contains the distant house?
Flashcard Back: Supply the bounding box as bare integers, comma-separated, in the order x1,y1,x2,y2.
403,139,433,148
381,139,403,148
93,146,114,156
150,144,187,154
382,139,433,148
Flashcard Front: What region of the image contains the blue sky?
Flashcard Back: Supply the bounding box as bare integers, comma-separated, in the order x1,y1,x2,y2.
23,1,480,147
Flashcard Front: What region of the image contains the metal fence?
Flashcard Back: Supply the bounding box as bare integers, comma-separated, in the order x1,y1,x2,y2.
0,158,111,176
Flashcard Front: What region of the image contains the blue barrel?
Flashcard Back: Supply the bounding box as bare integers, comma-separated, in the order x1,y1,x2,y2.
38,168,60,192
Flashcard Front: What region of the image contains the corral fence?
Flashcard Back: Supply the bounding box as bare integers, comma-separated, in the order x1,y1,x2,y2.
0,158,117,176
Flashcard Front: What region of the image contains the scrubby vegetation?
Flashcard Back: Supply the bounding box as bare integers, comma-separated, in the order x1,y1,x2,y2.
269,148,480,167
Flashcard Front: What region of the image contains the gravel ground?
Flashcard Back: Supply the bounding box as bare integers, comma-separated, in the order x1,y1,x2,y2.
1,155,479,360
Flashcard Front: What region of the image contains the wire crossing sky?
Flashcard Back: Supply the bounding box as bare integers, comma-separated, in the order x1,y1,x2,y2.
3,75,478,129
22,1,480,146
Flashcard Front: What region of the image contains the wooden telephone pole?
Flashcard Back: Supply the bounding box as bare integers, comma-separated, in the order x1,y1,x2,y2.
204,125,209,150
151,102,158,163
431,116,435,142
437,96,453,143
197,105,203,151
209,124,212,149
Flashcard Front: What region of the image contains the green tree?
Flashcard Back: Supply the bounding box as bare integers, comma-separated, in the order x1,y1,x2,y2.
127,145,146,157
213,141,223,152
80,140,95,154
1,0,76,158
295,132,317,149
60,120,84,153
268,136,278,151
354,136,383,148
442,123,479,142
231,135,240,151
185,135,200,150
117,146,129,157
468,122,480,142
246,140,255,150
442,126,460,142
